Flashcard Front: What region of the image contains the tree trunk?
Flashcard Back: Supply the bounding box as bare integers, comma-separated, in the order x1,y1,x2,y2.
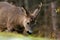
24,0,29,10
44,0,48,37
51,1,58,39
4,0,8,2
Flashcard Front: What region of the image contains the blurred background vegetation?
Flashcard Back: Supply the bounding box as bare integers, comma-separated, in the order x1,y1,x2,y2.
0,0,60,39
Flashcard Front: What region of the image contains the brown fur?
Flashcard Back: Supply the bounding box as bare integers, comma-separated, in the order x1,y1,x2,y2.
0,2,42,34
0,2,28,32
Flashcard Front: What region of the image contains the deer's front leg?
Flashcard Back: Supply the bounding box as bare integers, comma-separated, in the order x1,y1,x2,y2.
6,23,13,32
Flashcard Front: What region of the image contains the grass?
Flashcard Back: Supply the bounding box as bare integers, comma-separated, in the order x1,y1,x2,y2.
0,32,56,40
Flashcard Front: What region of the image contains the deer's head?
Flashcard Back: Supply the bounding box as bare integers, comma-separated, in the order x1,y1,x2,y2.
22,3,42,34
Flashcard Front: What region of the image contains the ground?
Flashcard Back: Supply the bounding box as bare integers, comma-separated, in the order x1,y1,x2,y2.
0,32,56,40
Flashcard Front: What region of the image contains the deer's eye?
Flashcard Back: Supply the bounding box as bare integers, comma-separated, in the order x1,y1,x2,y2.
27,22,30,25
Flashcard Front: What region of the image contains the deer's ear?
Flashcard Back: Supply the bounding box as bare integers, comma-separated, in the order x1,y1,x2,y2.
21,7,27,16
30,3,42,18
21,6,31,17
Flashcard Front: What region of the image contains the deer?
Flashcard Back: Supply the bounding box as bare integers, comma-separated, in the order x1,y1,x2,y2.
0,2,42,34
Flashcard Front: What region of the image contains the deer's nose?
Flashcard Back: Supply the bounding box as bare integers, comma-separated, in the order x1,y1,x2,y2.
27,30,33,34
